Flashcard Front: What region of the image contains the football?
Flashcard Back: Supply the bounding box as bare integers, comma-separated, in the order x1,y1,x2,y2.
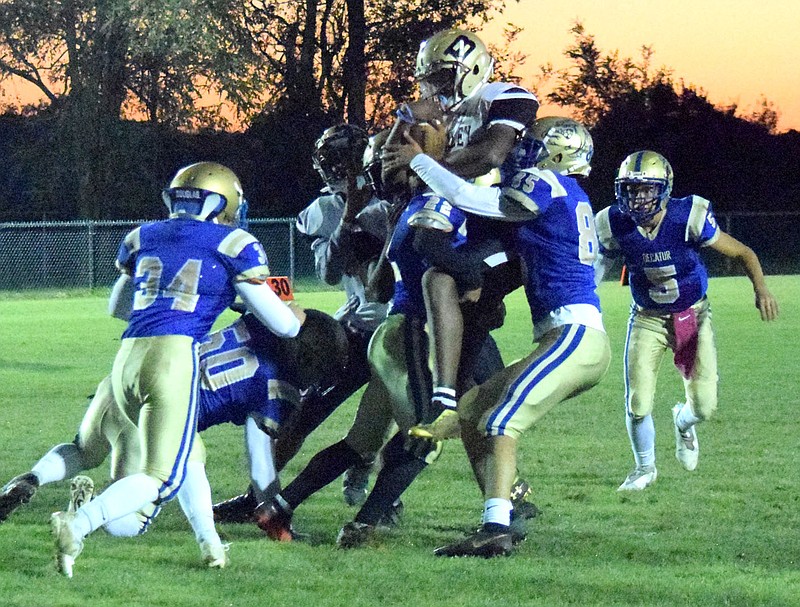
407,121,446,161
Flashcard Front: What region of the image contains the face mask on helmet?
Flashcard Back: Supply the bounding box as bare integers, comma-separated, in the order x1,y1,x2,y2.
415,29,494,111
503,117,593,178
362,135,386,200
312,125,369,194
162,162,247,229
615,151,673,225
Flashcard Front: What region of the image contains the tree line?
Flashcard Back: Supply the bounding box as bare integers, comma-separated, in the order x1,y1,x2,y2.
0,5,796,222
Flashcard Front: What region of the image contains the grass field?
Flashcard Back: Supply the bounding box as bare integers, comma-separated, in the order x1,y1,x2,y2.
0,276,798,607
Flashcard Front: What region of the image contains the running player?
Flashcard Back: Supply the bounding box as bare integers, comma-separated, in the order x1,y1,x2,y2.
594,151,778,490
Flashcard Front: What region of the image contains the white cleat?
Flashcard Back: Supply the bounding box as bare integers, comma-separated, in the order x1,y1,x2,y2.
200,540,229,569
672,404,699,471
617,466,658,491
51,511,83,578
68,476,95,512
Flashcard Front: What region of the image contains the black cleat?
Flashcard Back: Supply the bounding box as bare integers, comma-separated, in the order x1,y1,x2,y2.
0,472,39,523
434,527,513,558
336,521,376,549
213,487,258,524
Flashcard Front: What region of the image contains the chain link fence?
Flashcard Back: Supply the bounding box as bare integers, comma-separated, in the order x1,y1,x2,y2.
0,219,318,291
0,213,797,292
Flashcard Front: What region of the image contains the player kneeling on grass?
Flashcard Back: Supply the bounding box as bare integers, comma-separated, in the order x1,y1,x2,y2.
0,309,347,570
594,151,778,491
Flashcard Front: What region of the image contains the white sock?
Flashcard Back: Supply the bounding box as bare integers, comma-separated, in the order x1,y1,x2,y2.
676,403,702,432
245,417,277,502
72,473,160,539
627,414,656,468
177,462,221,546
481,498,512,527
31,443,84,485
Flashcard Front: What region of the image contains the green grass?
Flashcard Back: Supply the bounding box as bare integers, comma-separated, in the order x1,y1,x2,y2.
0,277,798,606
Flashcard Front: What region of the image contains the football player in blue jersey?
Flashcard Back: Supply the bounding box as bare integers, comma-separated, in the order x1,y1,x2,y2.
593,151,779,491
383,116,611,557
1,310,346,568
49,162,306,577
251,124,537,549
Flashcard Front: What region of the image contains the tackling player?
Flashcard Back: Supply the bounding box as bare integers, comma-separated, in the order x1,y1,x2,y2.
0,310,347,567
383,116,610,557
49,161,305,577
594,151,779,491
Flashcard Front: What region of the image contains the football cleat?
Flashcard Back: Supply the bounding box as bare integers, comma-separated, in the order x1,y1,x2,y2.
617,466,658,491
253,500,294,542
433,527,513,558
68,476,94,512
0,472,40,523
336,521,376,549
408,408,460,441
51,511,83,578
213,488,257,524
510,478,541,517
376,499,404,530
673,404,699,471
199,540,230,569
342,460,373,507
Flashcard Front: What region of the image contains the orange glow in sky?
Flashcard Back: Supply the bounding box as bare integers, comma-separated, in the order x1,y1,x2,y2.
479,0,800,132
2,2,797,133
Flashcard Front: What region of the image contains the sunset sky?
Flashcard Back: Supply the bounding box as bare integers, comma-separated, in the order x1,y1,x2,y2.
479,0,799,132
1,1,796,132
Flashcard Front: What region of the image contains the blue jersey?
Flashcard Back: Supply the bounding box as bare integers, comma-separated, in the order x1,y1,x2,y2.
195,316,300,434
116,218,270,340
387,193,468,318
595,195,720,312
502,168,601,323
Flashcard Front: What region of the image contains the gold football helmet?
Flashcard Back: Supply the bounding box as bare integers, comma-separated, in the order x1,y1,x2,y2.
615,150,674,224
415,29,494,110
162,162,247,228
514,117,594,177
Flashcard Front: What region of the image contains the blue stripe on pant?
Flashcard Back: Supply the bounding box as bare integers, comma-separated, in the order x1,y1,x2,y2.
487,325,586,435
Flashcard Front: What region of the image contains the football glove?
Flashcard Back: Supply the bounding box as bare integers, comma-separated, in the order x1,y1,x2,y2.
408,408,461,441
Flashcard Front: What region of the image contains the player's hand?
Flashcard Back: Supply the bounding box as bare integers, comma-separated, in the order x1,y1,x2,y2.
408,408,461,441
380,139,419,173
755,288,779,321
354,301,389,324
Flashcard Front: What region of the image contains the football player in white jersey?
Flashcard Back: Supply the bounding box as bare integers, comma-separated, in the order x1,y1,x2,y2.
212,126,391,517
383,116,610,556
395,28,539,435
293,124,390,503
594,151,778,491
